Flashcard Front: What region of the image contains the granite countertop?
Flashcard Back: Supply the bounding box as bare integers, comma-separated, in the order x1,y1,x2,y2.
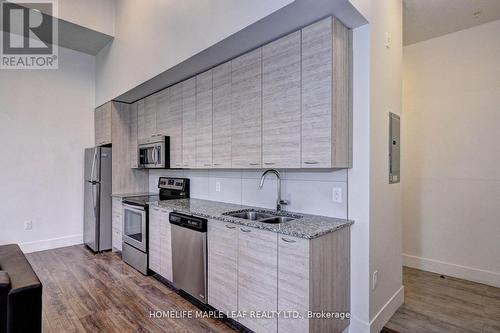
152,198,353,239
111,192,157,198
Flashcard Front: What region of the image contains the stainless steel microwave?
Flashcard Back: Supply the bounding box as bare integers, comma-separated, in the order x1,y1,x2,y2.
138,136,170,169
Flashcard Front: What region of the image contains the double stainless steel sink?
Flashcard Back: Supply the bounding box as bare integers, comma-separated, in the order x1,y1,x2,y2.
223,210,301,224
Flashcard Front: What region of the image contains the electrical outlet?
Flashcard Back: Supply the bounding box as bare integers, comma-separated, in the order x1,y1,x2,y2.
215,182,221,192
372,270,379,290
332,187,343,203
24,220,32,231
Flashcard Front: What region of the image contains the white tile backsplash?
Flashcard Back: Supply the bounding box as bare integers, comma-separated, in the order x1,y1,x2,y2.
209,177,242,204
285,180,348,218
149,169,348,218
242,178,279,209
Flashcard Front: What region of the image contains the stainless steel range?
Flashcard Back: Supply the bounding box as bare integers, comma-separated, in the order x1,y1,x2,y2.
121,177,189,275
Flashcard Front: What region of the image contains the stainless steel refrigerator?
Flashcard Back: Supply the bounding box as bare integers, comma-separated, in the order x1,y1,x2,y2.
84,147,112,252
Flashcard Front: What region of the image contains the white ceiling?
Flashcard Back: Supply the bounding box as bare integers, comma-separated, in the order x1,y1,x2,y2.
404,0,500,45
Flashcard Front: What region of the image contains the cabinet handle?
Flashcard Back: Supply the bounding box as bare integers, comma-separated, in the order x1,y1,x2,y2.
240,228,252,233
249,163,259,166
264,162,275,165
281,237,296,243
304,161,319,165
213,163,221,166
225,225,236,229
204,164,211,167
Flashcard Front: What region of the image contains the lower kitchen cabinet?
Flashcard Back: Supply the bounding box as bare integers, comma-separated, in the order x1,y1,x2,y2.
111,197,123,251
207,221,351,333
277,235,310,333
159,208,173,281
278,228,351,333
207,219,238,313
149,206,162,273
238,226,278,333
149,206,173,281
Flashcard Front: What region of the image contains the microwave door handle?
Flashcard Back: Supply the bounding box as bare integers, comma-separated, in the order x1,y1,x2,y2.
155,146,160,165
152,147,157,165
155,146,161,165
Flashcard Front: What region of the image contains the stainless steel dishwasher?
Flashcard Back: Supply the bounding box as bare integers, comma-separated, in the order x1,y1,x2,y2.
169,212,208,303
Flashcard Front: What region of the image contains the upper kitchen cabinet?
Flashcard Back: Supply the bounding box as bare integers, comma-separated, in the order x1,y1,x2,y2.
262,31,301,168
167,83,183,168
301,16,351,168
156,85,182,168
212,62,232,168
195,70,213,168
182,77,197,168
94,102,112,146
129,102,139,168
155,87,170,136
138,93,157,140
231,48,262,168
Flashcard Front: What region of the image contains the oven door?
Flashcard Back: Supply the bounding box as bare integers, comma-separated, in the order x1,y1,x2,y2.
122,204,147,252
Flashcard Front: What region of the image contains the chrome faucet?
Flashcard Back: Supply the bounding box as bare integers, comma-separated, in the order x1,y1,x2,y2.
259,169,289,211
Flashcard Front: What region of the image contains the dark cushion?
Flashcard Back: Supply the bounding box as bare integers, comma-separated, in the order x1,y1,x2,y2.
0,244,42,333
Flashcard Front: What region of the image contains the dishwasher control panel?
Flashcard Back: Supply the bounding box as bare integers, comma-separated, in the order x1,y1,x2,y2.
169,212,207,232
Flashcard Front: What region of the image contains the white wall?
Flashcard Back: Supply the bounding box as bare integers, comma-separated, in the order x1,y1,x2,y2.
346,24,371,332
17,0,115,35
346,1,404,332
95,0,293,105
0,46,95,253
368,0,403,327
149,170,348,219
402,19,500,287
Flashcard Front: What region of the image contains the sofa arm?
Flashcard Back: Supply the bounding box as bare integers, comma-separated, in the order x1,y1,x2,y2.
0,270,11,333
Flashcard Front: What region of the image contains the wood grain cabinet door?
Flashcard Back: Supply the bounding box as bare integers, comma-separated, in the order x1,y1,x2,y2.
155,88,170,136
207,219,238,313
137,99,147,141
144,94,157,139
231,48,262,168
148,206,162,274
195,70,213,168
212,62,232,168
94,106,102,145
167,83,183,168
238,226,278,333
159,209,173,281
111,198,123,251
182,78,196,168
301,17,333,168
101,102,112,145
95,103,112,146
262,31,301,168
278,235,310,333
129,102,139,168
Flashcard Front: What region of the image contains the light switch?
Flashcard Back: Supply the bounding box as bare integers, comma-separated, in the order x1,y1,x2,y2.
215,182,221,192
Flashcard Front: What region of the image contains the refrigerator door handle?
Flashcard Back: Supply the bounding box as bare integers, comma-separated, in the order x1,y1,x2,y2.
92,182,100,248
90,148,98,182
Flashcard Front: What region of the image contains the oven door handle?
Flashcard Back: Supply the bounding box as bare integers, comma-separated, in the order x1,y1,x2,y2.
122,203,146,214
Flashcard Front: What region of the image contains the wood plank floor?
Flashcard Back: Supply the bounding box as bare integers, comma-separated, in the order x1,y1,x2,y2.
27,245,237,333
385,267,500,333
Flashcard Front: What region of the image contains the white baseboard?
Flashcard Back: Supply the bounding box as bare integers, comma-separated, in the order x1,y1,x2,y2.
343,286,404,333
343,316,370,333
369,286,404,333
19,234,83,253
403,253,500,288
